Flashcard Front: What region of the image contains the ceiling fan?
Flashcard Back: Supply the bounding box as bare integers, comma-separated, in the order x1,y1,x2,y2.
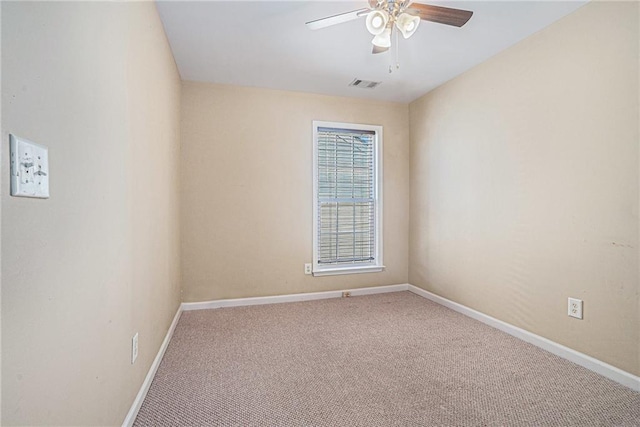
306,0,473,55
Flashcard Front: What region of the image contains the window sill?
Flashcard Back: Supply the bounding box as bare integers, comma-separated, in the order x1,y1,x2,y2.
312,265,385,277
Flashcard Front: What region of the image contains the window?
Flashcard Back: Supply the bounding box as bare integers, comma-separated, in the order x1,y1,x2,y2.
312,121,383,276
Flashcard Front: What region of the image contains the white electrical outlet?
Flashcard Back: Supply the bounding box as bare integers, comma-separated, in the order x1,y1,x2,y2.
132,333,139,364
304,263,312,275
568,298,583,319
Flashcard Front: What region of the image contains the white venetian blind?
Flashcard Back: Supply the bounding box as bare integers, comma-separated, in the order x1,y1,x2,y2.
317,127,376,266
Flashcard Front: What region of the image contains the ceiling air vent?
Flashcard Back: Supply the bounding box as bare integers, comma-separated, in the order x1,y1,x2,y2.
349,78,381,89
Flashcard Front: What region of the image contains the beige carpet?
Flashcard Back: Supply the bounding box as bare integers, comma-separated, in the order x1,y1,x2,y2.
134,291,640,426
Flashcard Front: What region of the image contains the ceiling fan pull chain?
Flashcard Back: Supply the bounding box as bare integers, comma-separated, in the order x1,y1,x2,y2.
389,28,395,73
395,26,400,70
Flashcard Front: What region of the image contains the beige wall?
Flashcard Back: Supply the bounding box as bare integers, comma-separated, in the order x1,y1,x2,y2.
0,1,3,412
1,2,181,425
409,1,639,376
181,81,409,301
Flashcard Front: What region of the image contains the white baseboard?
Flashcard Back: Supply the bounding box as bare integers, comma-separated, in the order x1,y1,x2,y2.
181,284,409,311
407,284,640,392
122,306,183,427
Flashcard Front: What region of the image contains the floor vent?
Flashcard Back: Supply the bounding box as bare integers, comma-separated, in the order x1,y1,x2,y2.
349,78,381,89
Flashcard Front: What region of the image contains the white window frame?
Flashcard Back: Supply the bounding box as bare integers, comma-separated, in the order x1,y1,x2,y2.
312,120,384,277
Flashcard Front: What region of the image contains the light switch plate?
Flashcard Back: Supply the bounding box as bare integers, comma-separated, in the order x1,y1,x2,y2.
10,134,49,198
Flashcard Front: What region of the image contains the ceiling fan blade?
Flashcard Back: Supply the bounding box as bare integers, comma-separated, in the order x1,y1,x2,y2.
372,45,389,54
407,3,473,27
306,8,369,30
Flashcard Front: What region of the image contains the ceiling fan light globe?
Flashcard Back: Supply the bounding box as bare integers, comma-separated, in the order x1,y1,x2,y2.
366,10,389,35
371,27,391,48
395,13,420,39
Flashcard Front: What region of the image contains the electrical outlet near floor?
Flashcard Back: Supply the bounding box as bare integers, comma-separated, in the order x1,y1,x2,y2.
304,263,312,275
568,298,583,319
132,333,139,364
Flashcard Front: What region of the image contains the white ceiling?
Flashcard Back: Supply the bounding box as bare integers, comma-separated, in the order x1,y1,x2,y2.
156,1,587,103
